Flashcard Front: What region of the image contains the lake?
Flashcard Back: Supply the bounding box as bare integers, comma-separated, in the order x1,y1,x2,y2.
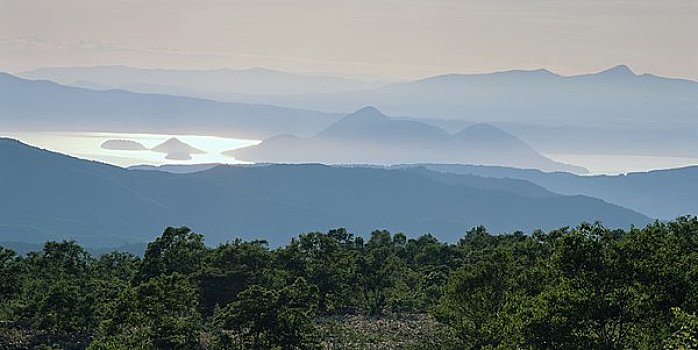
3,131,697,174
2,131,261,167
545,153,698,175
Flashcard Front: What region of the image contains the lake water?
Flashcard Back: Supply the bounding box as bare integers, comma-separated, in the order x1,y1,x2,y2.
4,131,696,174
2,131,261,167
545,153,698,175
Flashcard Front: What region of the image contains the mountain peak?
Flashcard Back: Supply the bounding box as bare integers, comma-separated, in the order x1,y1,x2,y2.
460,123,505,133
597,64,636,77
341,106,389,122
352,106,383,116
315,106,391,139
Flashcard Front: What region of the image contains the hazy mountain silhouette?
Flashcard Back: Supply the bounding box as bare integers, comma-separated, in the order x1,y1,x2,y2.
227,107,587,173
133,161,698,217
241,65,698,127
485,122,698,159
417,164,698,220
0,72,340,139
0,138,647,247
9,67,698,160
19,65,391,100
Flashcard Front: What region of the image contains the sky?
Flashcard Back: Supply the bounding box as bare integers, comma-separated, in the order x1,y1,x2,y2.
1,0,696,80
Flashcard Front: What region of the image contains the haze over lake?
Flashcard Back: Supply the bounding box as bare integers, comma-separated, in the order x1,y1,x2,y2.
1,131,260,167
2,131,696,175
541,153,698,175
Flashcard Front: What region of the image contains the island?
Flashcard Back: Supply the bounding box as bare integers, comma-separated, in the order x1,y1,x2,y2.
151,137,206,160
100,139,148,151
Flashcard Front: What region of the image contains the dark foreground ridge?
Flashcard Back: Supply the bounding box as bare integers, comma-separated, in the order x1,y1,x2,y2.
1,218,697,348
0,138,649,247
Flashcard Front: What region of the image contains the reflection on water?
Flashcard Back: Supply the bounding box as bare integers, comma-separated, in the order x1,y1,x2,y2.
2,131,261,167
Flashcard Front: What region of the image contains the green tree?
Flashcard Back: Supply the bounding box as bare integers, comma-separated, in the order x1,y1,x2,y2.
664,308,698,349
215,278,319,349
0,246,22,317
276,228,358,313
137,226,206,282
436,247,516,348
95,272,201,349
199,239,273,316
22,241,97,335
356,230,406,315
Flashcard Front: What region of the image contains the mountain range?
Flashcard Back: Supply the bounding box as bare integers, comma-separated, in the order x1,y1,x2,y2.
246,65,698,127
19,65,391,97
13,65,698,159
0,72,339,139
131,161,698,221
229,107,586,173
415,164,698,220
0,138,648,247
17,65,698,128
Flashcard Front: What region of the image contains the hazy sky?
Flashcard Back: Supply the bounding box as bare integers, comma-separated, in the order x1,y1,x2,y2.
1,0,696,80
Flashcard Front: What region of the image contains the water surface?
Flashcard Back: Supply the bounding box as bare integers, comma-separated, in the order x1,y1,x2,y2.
2,131,261,167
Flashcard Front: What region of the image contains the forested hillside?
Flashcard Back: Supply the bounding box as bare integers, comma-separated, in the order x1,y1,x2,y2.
0,138,650,247
1,218,696,349
419,164,698,220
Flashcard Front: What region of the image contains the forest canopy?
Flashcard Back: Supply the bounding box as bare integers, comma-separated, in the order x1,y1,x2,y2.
1,217,697,349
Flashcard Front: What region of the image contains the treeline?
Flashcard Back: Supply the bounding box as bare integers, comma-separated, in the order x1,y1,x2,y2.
1,218,697,349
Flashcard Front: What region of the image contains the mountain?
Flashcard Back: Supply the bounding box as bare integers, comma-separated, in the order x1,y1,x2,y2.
487,122,698,159
0,138,343,247
228,107,587,173
416,164,698,220
0,138,648,247
0,72,340,139
239,65,698,127
13,65,698,158
18,65,390,100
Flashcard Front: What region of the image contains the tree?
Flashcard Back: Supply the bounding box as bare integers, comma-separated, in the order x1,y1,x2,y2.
199,239,274,316
215,278,319,349
94,273,201,349
0,246,22,316
276,229,358,313
436,247,516,348
664,308,698,349
356,230,406,315
136,226,206,282
21,241,97,335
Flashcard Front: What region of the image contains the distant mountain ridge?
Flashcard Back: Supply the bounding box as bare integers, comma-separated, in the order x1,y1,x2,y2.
18,65,697,129
0,72,340,139
416,163,698,220
127,160,698,221
8,66,698,161
0,138,646,247
18,65,391,98
234,65,698,127
228,107,587,173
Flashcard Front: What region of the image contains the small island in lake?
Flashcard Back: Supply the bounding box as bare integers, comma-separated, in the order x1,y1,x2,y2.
151,137,206,160
101,139,148,151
